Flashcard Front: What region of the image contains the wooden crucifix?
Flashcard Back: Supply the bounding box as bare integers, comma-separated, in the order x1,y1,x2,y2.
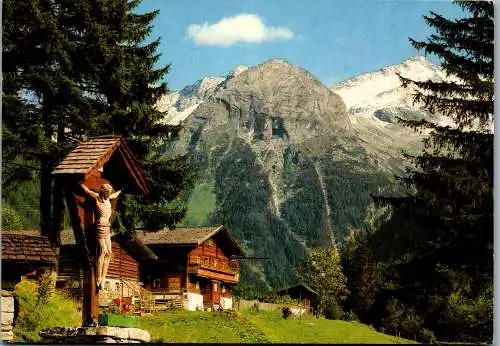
52,135,148,326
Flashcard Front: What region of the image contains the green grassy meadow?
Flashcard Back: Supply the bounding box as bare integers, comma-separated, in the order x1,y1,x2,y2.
139,309,414,344
11,278,412,344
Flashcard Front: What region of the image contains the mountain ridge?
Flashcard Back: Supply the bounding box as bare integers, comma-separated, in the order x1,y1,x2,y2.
157,56,442,288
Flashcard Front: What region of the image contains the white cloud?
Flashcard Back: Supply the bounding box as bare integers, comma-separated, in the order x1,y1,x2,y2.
186,14,294,46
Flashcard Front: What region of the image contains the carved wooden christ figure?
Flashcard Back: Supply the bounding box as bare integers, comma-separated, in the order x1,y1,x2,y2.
80,182,121,290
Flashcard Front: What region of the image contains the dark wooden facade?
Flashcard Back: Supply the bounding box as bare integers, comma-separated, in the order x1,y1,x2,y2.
52,136,148,326
1,232,58,290
57,230,154,303
136,226,243,310
275,283,318,311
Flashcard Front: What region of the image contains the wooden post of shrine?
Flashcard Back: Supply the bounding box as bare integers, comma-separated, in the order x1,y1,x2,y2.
52,136,148,326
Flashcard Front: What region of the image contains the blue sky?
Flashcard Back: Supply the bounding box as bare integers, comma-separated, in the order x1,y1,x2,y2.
135,0,465,91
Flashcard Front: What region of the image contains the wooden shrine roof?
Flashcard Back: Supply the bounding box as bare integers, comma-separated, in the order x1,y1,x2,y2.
52,135,148,194
135,225,244,256
2,232,57,264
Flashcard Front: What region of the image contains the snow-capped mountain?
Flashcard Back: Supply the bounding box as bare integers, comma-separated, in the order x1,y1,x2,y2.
330,55,446,124
156,65,248,125
157,55,448,129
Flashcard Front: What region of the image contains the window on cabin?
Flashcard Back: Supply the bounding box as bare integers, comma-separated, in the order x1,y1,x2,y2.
153,279,161,288
204,258,209,266
214,259,218,268
207,239,213,246
115,282,120,292
195,257,200,264
104,281,110,291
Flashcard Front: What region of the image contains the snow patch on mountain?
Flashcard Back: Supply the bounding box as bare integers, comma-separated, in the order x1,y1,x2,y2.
229,65,248,78
330,55,446,123
156,65,250,125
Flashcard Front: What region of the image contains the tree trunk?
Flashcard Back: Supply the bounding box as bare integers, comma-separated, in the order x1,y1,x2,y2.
40,104,53,238
51,125,66,246
40,161,53,238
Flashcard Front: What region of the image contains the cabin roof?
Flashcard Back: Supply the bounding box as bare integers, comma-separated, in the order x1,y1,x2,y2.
135,226,244,256
276,283,317,296
59,229,158,260
1,232,57,264
52,135,148,194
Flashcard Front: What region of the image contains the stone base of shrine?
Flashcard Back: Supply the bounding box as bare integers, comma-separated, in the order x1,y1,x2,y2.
39,326,151,343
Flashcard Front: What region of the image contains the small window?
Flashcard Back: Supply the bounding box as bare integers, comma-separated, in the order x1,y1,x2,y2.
115,282,120,292
207,239,213,246
104,281,111,291
195,257,200,264
214,259,218,268
153,279,161,288
213,283,218,292
204,258,209,266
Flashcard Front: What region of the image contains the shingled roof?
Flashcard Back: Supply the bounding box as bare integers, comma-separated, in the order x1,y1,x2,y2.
135,226,220,245
135,226,244,256
2,232,57,264
52,135,148,194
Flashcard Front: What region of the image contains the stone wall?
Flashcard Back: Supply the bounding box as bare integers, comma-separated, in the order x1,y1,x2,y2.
1,290,15,342
40,326,151,344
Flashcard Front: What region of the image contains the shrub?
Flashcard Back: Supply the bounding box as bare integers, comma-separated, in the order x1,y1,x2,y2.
440,284,493,343
419,328,436,344
343,310,359,322
1,205,24,231
323,298,344,320
382,298,424,341
13,279,81,342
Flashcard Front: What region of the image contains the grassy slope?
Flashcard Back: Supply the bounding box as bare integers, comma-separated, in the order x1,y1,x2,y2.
12,279,82,342
178,182,216,226
139,309,413,344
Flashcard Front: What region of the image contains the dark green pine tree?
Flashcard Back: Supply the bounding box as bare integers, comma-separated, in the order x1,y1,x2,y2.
67,0,195,232
342,228,380,322
3,0,90,241
371,1,493,342
2,0,194,244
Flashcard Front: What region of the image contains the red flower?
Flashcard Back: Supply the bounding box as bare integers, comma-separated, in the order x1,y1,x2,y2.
113,297,121,306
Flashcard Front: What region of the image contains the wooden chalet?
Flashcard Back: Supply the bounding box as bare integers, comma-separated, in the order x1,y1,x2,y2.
1,232,58,290
275,283,318,312
52,135,149,325
57,230,156,310
135,226,244,311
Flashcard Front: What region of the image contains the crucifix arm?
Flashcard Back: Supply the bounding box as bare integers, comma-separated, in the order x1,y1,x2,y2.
80,183,99,199
110,190,121,199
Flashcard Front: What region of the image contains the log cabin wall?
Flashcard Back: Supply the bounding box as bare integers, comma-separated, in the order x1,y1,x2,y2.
107,242,138,280
139,247,188,294
56,246,85,299
57,240,139,299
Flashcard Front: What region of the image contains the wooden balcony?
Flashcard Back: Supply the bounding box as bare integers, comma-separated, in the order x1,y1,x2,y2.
187,263,240,283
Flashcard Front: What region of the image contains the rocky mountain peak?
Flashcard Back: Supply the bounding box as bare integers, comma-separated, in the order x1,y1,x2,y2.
228,65,249,78
208,58,352,139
